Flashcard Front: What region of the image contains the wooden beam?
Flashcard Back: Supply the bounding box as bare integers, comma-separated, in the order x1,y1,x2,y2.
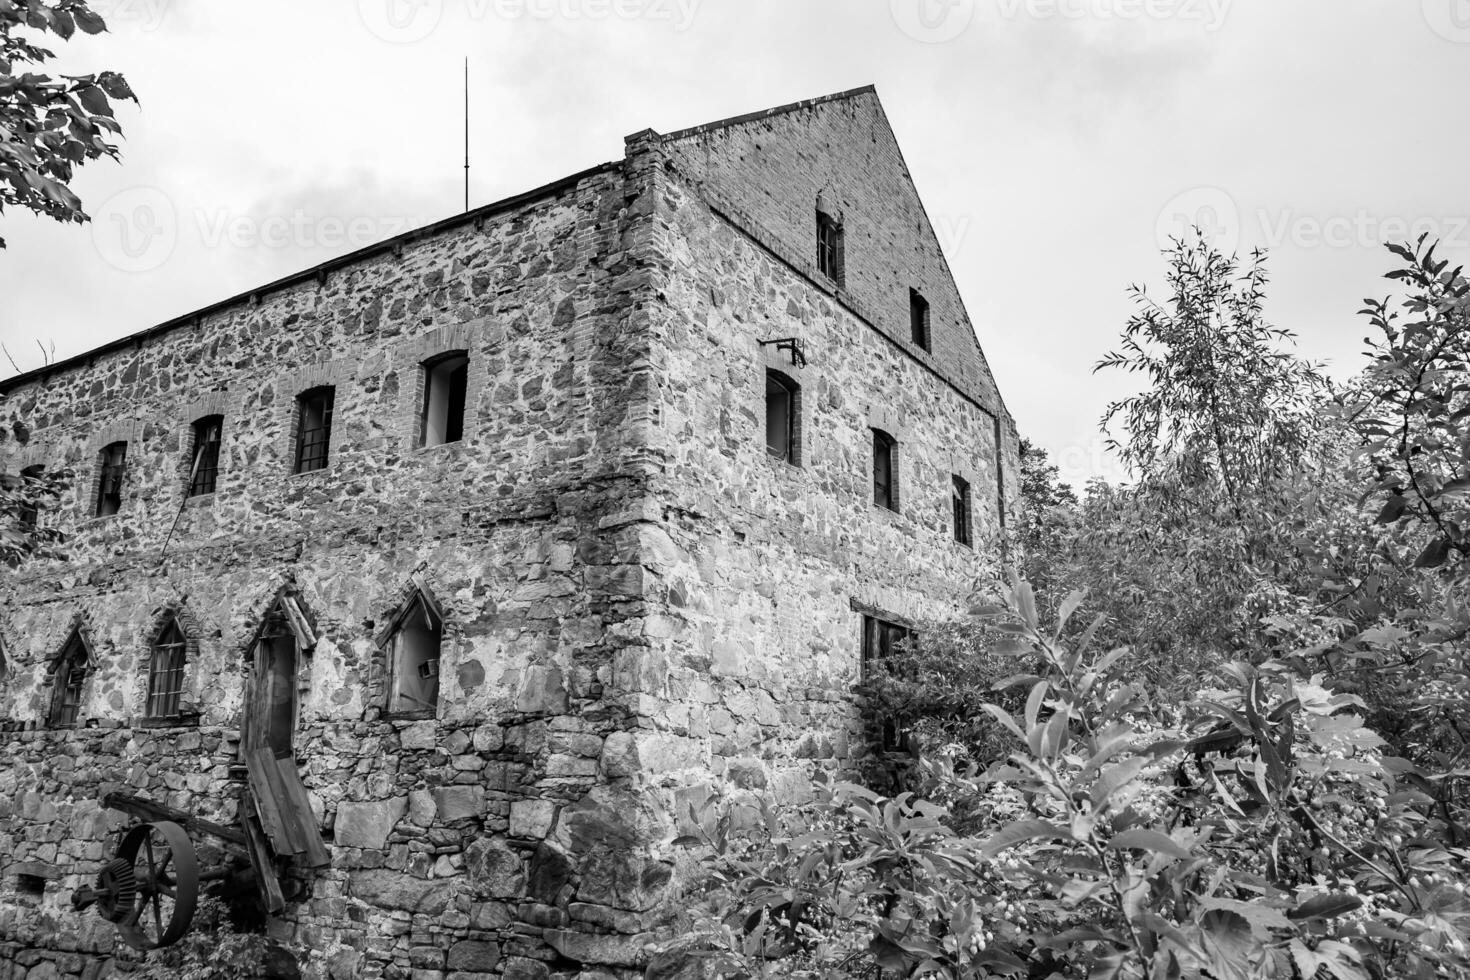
102,792,247,847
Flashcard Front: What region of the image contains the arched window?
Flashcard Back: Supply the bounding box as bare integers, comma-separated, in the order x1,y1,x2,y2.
765,370,800,465
420,351,469,447
49,629,92,728
146,618,188,719
872,429,898,512
378,582,444,717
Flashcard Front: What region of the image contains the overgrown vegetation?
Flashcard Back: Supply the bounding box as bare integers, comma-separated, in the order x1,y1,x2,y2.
661,235,1470,978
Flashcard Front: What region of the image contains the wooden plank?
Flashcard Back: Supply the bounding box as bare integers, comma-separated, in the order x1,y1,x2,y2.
239,789,285,914
280,596,316,648
272,756,330,868
246,747,294,854
102,791,247,847
254,748,310,858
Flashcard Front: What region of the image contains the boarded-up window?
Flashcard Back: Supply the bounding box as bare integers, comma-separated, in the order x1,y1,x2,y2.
188,416,223,496
294,387,334,474
146,619,188,718
872,429,897,512
420,352,469,447
96,442,127,517
765,370,799,465
380,585,443,716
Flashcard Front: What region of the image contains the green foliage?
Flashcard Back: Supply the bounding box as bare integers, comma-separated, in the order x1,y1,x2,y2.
0,399,68,563
667,580,1470,978
659,236,1470,979
0,0,137,247
127,896,270,980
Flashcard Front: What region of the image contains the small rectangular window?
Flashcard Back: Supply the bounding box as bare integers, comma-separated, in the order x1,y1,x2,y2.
765,371,799,465
14,873,46,908
953,475,972,547
420,353,469,447
294,387,335,474
910,289,930,351
188,416,223,496
816,211,844,286
872,429,897,512
95,442,127,517
861,614,914,751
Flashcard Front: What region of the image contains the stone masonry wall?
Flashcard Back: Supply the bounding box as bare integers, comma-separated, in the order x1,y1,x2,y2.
611,143,1018,837
0,149,672,979
660,86,1008,416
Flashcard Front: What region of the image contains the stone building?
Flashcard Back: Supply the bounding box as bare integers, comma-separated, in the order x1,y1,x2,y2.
0,86,1017,979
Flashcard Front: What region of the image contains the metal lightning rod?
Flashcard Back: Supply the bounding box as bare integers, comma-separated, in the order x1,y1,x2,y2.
463,57,470,213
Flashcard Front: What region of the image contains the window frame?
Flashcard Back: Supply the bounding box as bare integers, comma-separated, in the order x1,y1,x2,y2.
48,631,91,728
764,369,800,466
860,613,916,751
188,415,224,497
872,428,898,512
378,585,445,719
145,618,188,719
909,288,930,351
952,474,973,547
816,210,845,286
419,351,470,449
293,386,335,474
95,441,127,517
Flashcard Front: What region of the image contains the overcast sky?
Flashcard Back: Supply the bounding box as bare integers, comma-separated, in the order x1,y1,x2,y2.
2,0,1467,487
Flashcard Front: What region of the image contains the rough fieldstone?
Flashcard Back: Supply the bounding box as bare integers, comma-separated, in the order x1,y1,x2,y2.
447,940,501,971
509,799,558,839
347,870,452,915
335,797,408,848
463,838,523,898
433,785,485,822
407,789,436,827
542,929,654,966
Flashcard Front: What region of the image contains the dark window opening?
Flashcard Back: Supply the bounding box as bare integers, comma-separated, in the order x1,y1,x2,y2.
188,415,223,496
294,387,335,474
385,592,443,715
910,289,930,351
765,371,799,465
48,632,89,728
861,614,915,751
816,210,845,286
872,429,897,512
14,465,44,530
146,620,188,719
95,441,127,517
15,874,46,907
255,621,298,759
420,352,469,447
953,475,972,547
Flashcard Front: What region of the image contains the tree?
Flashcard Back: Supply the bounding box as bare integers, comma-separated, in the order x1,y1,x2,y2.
0,0,136,248
1096,238,1326,515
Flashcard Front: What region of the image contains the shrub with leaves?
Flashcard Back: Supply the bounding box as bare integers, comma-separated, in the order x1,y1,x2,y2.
665,577,1470,978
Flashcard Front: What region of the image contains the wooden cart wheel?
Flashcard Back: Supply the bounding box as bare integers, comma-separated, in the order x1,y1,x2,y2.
112,820,199,949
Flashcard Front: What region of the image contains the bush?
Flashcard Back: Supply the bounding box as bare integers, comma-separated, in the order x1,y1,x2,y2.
664,578,1470,979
